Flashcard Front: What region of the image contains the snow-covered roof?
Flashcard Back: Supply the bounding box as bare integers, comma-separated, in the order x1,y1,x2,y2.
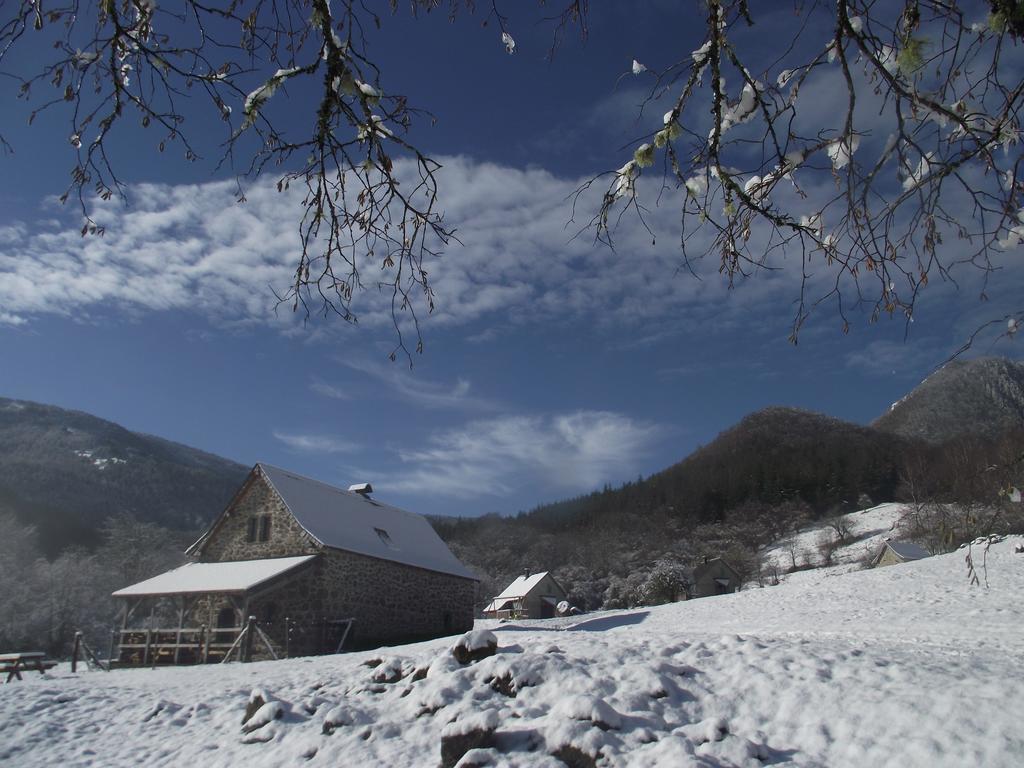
881,540,930,562
112,555,316,597
255,464,476,580
492,572,552,601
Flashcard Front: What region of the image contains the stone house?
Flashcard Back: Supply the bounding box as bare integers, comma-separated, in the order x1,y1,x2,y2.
482,572,567,619
871,539,930,568
688,557,741,598
112,463,477,663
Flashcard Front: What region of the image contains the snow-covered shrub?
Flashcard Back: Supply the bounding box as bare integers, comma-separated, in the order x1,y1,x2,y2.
639,560,690,605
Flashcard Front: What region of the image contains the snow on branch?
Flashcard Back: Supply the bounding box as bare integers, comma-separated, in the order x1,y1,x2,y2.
581,0,1024,341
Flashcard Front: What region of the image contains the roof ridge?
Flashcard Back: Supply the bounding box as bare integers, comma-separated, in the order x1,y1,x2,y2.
258,462,415,516
258,462,352,495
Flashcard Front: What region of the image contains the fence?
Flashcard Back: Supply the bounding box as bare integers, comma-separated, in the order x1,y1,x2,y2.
111,616,355,667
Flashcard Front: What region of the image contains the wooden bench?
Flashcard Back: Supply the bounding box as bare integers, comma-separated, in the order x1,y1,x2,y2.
0,652,58,682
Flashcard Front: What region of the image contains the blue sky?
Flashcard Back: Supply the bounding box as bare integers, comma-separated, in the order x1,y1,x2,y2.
1,3,1020,518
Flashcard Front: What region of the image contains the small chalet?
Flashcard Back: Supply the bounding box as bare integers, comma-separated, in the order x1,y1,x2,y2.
872,539,931,568
689,557,741,598
112,464,477,664
482,572,567,620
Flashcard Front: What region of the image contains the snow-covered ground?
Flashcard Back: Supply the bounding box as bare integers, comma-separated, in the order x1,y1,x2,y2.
761,502,907,584
2,535,1022,767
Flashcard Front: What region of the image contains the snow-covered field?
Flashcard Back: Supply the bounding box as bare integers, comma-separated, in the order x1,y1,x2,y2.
761,502,906,582
2,535,1022,767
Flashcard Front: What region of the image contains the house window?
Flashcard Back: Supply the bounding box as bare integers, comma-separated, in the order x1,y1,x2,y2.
374,527,396,549
246,517,257,542
258,515,272,542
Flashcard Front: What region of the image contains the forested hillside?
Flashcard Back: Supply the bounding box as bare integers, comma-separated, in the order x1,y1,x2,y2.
0,398,248,554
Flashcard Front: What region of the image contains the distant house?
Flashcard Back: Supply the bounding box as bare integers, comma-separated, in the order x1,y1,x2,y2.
688,557,741,598
112,463,477,664
871,539,931,568
482,572,567,619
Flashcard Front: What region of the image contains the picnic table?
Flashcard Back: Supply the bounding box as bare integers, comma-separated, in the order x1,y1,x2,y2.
0,652,58,682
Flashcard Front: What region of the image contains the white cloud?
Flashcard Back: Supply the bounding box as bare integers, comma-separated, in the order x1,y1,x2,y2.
340,357,498,411
0,179,299,328
3,152,1013,345
272,431,358,454
0,156,780,336
309,377,351,400
367,410,663,499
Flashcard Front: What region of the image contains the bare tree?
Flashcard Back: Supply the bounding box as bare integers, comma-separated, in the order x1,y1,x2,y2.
816,528,841,565
583,0,1023,342
826,513,853,544
2,1,1021,352
0,0,483,358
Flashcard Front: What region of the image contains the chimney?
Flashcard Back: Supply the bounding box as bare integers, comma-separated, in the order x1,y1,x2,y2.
348,482,373,497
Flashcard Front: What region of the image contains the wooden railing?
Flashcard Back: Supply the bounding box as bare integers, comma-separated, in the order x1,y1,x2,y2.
115,616,356,666
116,625,244,666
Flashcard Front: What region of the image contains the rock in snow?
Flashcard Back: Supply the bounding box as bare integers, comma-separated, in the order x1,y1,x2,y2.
440,710,499,767
451,629,498,665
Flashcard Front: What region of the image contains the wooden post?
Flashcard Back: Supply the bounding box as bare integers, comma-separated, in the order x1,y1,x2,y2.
173,601,185,665
108,630,117,668
201,624,210,664
143,629,152,667
336,619,354,653
284,617,290,659
241,616,256,663
71,632,82,673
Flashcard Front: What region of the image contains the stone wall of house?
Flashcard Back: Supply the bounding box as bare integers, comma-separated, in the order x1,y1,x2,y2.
248,561,327,657
318,549,476,648
199,472,318,562
155,551,475,658
154,564,325,661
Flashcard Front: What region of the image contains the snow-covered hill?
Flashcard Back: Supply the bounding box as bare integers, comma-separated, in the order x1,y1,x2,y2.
761,502,907,582
2,536,1021,767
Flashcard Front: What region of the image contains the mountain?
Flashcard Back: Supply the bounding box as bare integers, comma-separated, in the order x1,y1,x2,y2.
518,406,909,531
643,406,908,519
873,357,1024,443
0,397,248,555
